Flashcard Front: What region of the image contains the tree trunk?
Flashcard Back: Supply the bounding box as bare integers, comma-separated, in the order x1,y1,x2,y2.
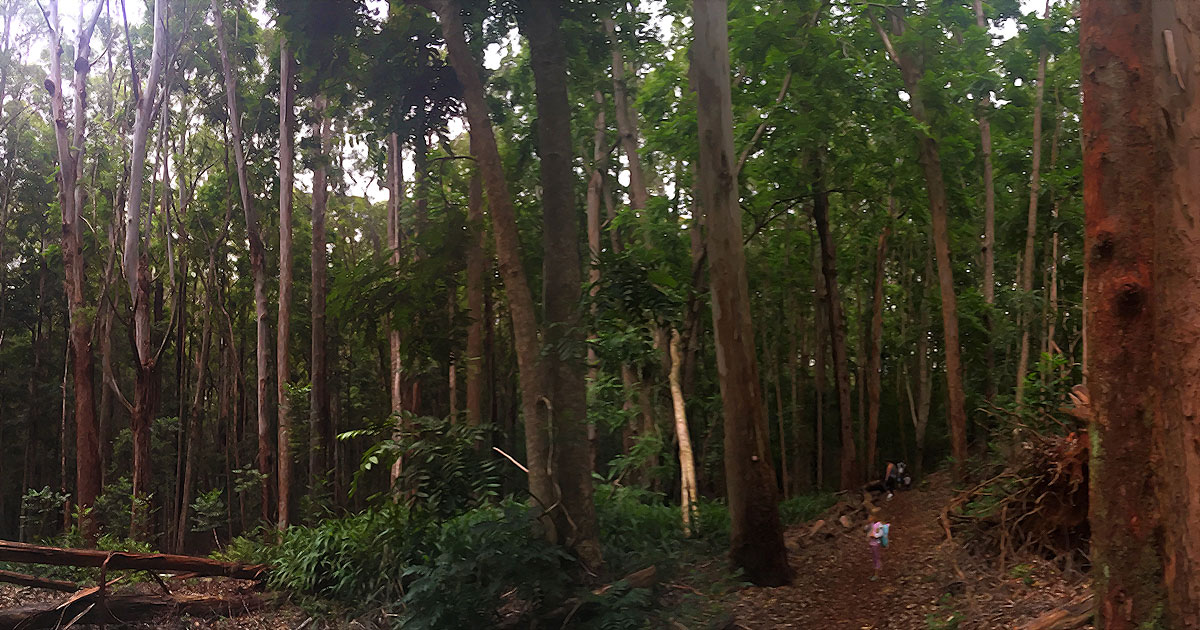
873,9,968,480
122,0,169,537
603,17,649,212
912,252,933,481
465,168,486,429
213,0,271,524
866,224,890,476
810,153,856,490
972,0,997,403
309,95,332,499
520,0,602,569
1082,1,1200,626
1046,95,1063,354
387,132,403,417
584,91,605,470
788,312,811,494
46,0,105,540
811,227,828,490
275,38,296,529
1015,0,1052,404
693,0,790,587
771,336,789,498
424,0,599,569
668,329,697,535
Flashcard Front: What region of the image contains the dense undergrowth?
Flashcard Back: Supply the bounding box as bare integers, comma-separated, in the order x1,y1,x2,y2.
208,416,836,628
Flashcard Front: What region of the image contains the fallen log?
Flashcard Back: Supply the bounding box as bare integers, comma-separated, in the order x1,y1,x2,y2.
1017,593,1093,630
0,592,263,630
0,540,266,580
0,570,77,593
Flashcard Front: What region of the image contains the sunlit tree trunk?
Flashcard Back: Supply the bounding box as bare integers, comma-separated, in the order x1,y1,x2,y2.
694,0,790,586
1083,1,1200,626
668,329,697,535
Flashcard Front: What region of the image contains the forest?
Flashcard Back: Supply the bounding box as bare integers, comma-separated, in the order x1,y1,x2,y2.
0,0,1194,627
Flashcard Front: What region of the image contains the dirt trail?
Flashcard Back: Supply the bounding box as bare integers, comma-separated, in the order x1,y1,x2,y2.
729,474,1092,630
734,480,956,629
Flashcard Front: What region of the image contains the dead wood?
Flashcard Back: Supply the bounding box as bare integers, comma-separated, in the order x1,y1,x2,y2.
1017,593,1093,630
0,570,77,593
0,540,266,580
0,592,264,630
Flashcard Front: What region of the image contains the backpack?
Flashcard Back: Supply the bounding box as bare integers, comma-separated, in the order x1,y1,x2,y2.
880,523,890,548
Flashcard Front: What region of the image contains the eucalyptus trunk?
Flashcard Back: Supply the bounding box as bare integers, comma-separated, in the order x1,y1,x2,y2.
213,0,272,522
47,0,105,538
276,40,296,528
693,0,790,587
1082,1,1200,625
309,96,333,497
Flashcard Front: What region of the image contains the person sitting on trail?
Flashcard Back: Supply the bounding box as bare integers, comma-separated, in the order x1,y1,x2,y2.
867,519,890,581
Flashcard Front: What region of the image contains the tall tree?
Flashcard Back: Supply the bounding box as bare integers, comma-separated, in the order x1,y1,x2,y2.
309,95,333,493
212,0,272,522
1015,0,1052,404
121,0,169,534
972,0,998,402
1083,0,1200,626
872,7,968,480
415,0,601,569
45,0,105,537
276,38,296,530
811,153,856,489
693,0,791,586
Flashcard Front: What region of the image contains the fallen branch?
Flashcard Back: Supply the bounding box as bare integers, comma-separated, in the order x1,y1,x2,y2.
0,570,77,593
0,540,266,580
0,592,263,630
1017,593,1093,630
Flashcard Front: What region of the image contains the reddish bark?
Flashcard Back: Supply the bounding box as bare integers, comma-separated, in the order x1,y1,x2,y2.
46,0,105,539
1082,1,1200,626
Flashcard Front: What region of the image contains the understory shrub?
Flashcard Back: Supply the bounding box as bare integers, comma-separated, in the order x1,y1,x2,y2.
779,493,839,525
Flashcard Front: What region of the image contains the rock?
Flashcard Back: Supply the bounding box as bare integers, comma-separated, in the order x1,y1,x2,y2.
839,515,854,529
808,520,827,537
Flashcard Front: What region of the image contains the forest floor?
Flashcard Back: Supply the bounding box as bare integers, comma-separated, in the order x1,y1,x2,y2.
728,473,1091,630
0,473,1091,629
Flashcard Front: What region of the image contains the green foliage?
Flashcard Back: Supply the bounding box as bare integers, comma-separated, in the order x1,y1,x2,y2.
190,488,227,533
20,487,69,541
400,502,572,629
345,413,500,517
266,504,423,605
778,493,839,525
